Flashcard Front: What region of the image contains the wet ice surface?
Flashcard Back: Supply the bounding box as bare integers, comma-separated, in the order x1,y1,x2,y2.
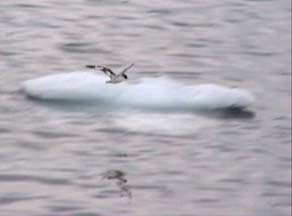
0,0,291,216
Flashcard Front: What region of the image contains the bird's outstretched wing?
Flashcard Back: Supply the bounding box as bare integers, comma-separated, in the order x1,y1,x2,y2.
100,66,116,77
119,63,134,75
86,65,116,77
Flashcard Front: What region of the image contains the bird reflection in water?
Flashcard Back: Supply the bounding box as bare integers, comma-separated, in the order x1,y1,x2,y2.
103,170,132,199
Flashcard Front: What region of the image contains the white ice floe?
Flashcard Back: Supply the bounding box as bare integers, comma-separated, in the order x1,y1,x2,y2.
22,71,255,110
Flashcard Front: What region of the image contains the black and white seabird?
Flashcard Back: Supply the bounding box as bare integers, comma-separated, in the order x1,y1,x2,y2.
86,64,134,84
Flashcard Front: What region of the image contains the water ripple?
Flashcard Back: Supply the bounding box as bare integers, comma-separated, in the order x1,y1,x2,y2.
0,174,72,185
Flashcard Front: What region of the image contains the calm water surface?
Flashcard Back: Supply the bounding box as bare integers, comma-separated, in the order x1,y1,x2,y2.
0,0,291,216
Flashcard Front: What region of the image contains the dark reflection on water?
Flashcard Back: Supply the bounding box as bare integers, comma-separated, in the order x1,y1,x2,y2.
0,0,291,216
103,170,132,198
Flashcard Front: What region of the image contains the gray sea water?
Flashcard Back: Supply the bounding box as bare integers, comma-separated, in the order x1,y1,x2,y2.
0,0,291,216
